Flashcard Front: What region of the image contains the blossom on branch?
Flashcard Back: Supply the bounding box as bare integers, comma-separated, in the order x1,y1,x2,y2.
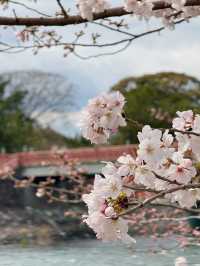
167,152,196,184
82,173,135,243
81,90,200,244
77,0,109,21
77,0,200,29
80,91,126,144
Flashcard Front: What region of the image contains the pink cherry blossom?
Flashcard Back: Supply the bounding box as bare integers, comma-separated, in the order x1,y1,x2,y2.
172,110,194,130
82,173,135,243
134,165,156,188
167,152,196,184
80,91,126,144
117,154,137,176
77,0,109,21
81,100,200,244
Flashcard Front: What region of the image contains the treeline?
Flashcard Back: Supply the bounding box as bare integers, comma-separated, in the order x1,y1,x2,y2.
110,72,200,144
1,71,200,152
0,79,90,152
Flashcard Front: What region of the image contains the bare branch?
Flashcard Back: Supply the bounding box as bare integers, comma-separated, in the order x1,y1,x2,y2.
56,0,68,18
9,1,52,17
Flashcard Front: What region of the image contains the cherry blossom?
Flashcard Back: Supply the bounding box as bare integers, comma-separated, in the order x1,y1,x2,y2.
174,256,188,266
81,90,200,244
137,137,164,166
171,0,187,11
193,114,200,133
172,110,194,131
117,154,137,177
80,91,126,144
137,125,162,143
173,110,200,160
162,129,174,147
167,152,196,184
77,0,109,21
137,126,174,169
82,173,135,243
134,164,156,188
170,188,200,208
175,133,191,154
77,0,200,29
170,190,192,208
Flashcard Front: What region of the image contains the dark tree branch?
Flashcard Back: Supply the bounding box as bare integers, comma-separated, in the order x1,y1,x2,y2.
0,0,199,26
56,0,69,18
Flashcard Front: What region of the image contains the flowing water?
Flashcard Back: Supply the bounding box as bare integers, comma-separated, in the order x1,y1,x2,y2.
0,238,200,266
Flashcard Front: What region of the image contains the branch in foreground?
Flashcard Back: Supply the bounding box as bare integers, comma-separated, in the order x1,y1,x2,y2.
0,0,199,26
126,116,200,136
120,183,200,217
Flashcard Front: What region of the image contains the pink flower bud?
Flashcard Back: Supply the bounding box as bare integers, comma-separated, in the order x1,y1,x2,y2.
104,206,115,217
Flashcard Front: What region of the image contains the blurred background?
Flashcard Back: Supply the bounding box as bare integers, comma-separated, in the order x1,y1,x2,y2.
0,70,199,265
0,1,200,265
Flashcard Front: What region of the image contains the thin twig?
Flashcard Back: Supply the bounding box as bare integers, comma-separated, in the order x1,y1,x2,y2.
120,183,200,216
56,0,68,18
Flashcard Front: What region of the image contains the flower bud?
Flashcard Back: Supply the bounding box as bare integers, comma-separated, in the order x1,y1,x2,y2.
104,206,115,217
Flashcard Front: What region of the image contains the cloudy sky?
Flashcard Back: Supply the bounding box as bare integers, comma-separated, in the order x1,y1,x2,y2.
0,1,200,136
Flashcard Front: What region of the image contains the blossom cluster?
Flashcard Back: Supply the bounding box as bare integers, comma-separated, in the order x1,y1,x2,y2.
81,91,200,243
118,121,200,209
77,0,109,21
82,168,136,243
80,91,126,144
77,0,200,28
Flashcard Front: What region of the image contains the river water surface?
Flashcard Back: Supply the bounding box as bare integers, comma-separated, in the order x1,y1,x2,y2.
0,238,200,266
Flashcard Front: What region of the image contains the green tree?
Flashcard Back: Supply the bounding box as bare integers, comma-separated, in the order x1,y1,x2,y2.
0,81,36,152
0,80,91,152
111,72,200,144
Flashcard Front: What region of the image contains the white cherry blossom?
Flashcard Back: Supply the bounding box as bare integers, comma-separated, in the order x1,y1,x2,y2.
175,257,188,266
175,133,191,154
77,0,200,30
81,101,200,244
80,91,126,144
171,190,195,208
77,0,109,21
171,0,186,11
137,137,164,166
172,110,194,130
134,165,156,188
101,162,118,177
193,114,200,133
167,152,196,184
117,154,137,176
82,174,135,243
137,125,162,143
162,130,174,147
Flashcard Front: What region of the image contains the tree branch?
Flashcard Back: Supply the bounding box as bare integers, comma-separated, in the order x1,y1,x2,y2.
120,183,200,216
0,0,199,26
56,0,68,18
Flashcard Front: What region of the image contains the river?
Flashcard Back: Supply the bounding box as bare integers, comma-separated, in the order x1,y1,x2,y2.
0,238,200,266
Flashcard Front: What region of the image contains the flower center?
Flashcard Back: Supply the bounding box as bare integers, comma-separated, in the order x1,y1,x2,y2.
146,145,154,154
177,166,183,173
106,192,128,215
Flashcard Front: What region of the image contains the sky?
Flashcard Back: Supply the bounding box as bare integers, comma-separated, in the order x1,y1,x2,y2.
0,1,200,136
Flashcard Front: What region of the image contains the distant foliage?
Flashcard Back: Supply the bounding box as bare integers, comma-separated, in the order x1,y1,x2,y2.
111,72,200,144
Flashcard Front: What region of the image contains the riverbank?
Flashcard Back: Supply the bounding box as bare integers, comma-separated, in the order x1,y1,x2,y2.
0,205,199,246
0,207,94,246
